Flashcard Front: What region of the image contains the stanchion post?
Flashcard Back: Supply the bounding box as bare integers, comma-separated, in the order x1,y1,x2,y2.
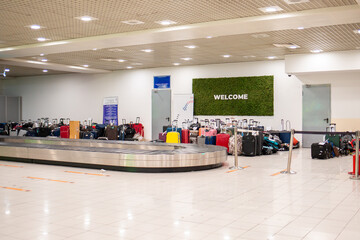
350,130,360,180
229,125,244,170
281,129,297,174
234,128,238,168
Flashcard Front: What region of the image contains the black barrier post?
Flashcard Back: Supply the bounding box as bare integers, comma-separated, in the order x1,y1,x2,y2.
350,131,360,180
281,129,297,174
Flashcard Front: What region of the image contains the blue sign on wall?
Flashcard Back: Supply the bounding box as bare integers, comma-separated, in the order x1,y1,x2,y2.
154,75,170,89
103,96,118,125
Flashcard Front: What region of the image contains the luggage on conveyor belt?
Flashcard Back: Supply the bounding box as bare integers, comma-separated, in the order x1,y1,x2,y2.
166,120,180,144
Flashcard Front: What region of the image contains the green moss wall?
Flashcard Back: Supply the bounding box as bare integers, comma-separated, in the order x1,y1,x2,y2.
192,76,274,116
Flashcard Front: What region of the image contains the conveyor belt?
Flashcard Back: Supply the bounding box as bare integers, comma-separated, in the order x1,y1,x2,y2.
0,136,227,172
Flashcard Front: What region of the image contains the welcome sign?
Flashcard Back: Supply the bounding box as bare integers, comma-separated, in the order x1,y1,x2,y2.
192,76,274,116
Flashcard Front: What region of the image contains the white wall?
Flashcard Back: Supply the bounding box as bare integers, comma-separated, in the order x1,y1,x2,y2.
296,71,360,131
285,50,360,74
2,60,303,139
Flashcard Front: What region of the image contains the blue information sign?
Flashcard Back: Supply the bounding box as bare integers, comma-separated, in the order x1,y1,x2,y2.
103,97,118,125
154,75,170,89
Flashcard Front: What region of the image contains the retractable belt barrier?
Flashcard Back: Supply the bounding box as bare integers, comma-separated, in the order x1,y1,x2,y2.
282,129,360,181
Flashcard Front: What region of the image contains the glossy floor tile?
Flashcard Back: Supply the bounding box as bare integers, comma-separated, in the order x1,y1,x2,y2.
0,148,359,239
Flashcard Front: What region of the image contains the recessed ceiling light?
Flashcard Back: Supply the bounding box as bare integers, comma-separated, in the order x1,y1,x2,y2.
267,56,277,59
76,16,98,22
40,53,44,56
100,58,118,62
181,57,192,61
353,29,360,34
118,59,126,63
27,60,46,65
222,55,231,58
243,55,256,58
141,49,153,53
108,48,124,52
37,37,49,42
206,36,213,39
82,65,89,68
42,69,48,73
29,24,42,30
258,6,283,13
121,20,144,25
41,58,48,62
126,66,133,69
185,45,197,49
4,68,10,72
283,0,310,4
310,49,323,53
173,63,180,66
297,27,305,30
92,48,98,51
251,33,270,38
273,43,300,49
155,20,177,26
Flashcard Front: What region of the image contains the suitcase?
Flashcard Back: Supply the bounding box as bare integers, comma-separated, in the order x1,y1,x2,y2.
133,117,144,137
38,127,52,137
325,134,341,148
95,124,106,138
90,129,99,139
166,127,182,140
158,132,167,142
279,132,291,144
256,132,263,156
311,142,332,159
229,134,243,155
124,123,136,139
105,125,118,140
52,127,60,137
205,129,217,137
69,121,80,139
242,134,257,156
25,129,38,137
60,125,70,138
199,128,206,136
205,136,216,145
197,135,206,145
166,131,180,143
181,129,190,143
216,133,230,152
81,131,93,139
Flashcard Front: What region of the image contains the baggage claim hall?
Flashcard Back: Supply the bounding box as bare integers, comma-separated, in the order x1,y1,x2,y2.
1,1,360,240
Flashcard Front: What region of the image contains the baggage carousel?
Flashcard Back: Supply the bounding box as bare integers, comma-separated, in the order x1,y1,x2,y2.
0,136,227,172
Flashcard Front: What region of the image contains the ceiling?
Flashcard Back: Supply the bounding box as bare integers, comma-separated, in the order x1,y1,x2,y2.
1,0,360,77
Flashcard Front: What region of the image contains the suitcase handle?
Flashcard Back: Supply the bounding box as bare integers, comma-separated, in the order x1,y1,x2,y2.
136,117,140,124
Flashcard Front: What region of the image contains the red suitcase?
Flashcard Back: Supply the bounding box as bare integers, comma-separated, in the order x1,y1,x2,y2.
181,129,190,143
133,117,144,137
60,125,70,138
159,132,167,142
216,133,230,152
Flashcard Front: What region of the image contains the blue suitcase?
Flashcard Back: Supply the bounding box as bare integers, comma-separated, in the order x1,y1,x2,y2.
205,136,216,145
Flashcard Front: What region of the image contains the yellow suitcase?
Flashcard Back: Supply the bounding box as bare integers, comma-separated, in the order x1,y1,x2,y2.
166,131,180,143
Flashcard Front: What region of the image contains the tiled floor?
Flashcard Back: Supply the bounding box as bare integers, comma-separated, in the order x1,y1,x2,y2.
0,148,359,240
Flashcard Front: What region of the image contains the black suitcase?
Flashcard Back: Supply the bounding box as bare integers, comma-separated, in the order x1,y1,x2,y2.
311,142,332,159
256,132,263,155
38,127,51,137
242,133,257,156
